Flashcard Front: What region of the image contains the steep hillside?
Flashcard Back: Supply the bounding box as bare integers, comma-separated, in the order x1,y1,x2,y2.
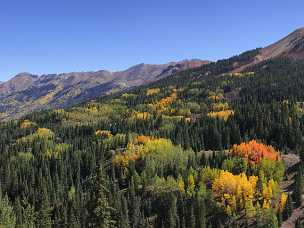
0,28,304,227
262,27,304,60
1,50,304,227
2,27,304,122
0,60,208,121
233,27,304,72
0,73,38,95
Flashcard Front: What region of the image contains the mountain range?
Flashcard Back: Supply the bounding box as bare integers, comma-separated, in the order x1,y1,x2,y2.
0,59,208,120
1,27,304,227
1,27,304,121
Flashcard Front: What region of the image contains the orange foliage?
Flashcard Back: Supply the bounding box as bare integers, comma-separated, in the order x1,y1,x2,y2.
112,143,147,167
112,136,153,166
158,91,177,107
153,89,177,112
208,95,221,102
231,140,280,164
136,135,152,144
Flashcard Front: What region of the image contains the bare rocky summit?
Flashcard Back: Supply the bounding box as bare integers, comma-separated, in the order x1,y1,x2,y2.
233,27,304,72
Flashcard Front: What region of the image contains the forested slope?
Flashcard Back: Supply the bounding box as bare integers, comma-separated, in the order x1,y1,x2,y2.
0,51,304,227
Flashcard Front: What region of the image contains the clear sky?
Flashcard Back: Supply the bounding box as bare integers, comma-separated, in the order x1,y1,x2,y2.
1,0,304,81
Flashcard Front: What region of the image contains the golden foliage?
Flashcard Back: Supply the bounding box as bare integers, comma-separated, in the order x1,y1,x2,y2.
208,91,224,102
121,93,137,99
112,137,174,167
134,112,151,120
157,90,177,107
279,193,288,212
84,105,99,113
229,72,255,78
261,179,280,209
208,110,234,121
36,128,55,139
212,170,285,216
212,171,257,214
20,120,35,129
146,88,160,96
187,174,196,196
95,130,113,139
45,143,71,159
177,176,185,193
208,95,221,102
211,102,230,111
18,128,55,143
150,89,177,113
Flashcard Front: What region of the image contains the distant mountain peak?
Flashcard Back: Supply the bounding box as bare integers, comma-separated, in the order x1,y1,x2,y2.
0,72,38,96
232,27,304,72
4,27,304,121
261,27,304,60
0,59,209,121
293,27,304,34
13,72,37,79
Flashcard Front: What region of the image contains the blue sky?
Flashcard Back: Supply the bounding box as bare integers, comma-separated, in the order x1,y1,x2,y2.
1,0,303,81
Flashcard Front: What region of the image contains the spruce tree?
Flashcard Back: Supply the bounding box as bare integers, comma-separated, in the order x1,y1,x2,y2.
0,193,16,228
91,165,116,228
120,196,130,228
293,166,303,207
196,196,206,228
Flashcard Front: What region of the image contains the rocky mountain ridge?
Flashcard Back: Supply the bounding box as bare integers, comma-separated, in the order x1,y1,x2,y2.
0,59,209,120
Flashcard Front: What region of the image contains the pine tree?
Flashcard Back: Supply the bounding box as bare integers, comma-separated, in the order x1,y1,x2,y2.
189,204,196,228
130,196,141,228
293,166,303,207
90,165,116,228
196,196,206,228
283,195,293,220
22,199,36,228
120,196,130,228
36,192,52,227
13,197,23,225
168,194,178,228
0,193,16,228
256,209,278,228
